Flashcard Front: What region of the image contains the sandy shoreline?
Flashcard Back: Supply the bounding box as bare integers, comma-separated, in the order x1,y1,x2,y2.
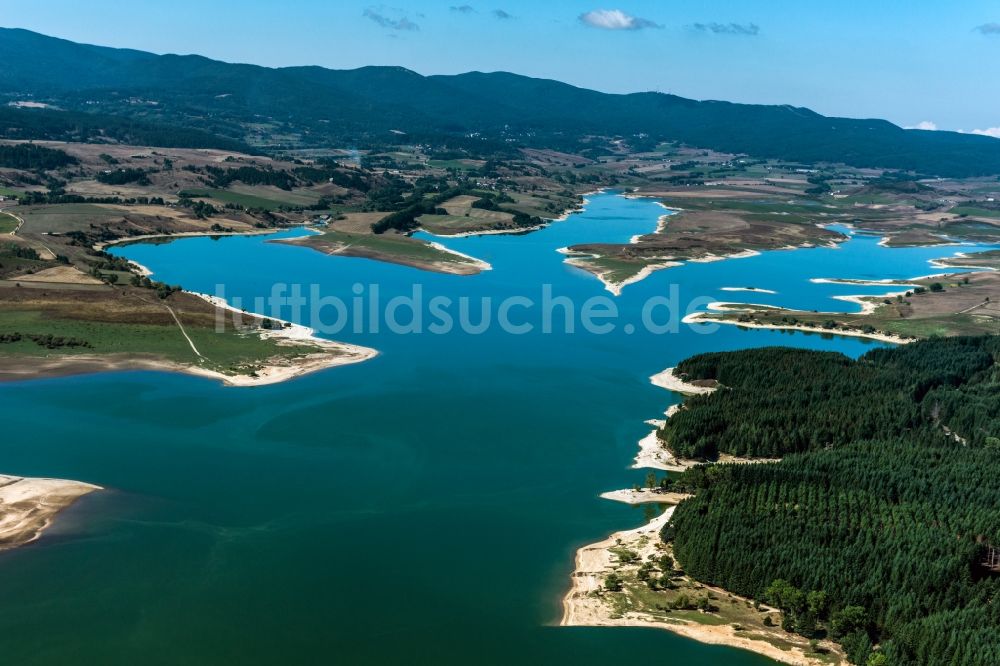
422,240,493,271
56,229,379,388
634,370,719,471
599,488,690,505
418,224,547,238
558,194,683,296
558,192,836,296
0,474,101,550
633,426,685,471
548,192,599,223
562,253,682,296
274,233,487,276
720,286,777,294
649,367,718,395
563,245,766,296
685,311,913,345
185,291,379,387
610,262,681,294
810,277,916,287
415,190,595,239
0,296,378,388
929,252,1000,272
127,259,153,277
561,496,839,665
94,227,284,251
688,249,761,263
633,408,694,472
561,505,678,627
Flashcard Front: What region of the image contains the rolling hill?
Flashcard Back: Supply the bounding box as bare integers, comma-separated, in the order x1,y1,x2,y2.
1,27,998,176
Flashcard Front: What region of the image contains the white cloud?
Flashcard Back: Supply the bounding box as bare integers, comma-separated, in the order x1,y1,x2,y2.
579,9,661,30
907,122,1000,139
965,127,1000,139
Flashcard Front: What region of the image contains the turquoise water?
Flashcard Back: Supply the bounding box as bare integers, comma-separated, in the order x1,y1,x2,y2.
1,193,995,664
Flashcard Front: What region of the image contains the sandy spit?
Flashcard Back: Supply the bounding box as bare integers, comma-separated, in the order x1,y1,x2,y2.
0,475,101,550
649,367,718,395
719,286,777,294
685,311,912,345
423,241,493,271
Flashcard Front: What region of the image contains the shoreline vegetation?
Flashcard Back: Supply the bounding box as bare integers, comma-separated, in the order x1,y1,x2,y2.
415,190,592,238
185,292,378,387
0,284,378,388
657,339,1000,664
0,172,586,387
0,210,381,386
562,365,835,665
563,330,1000,662
0,474,101,551
93,220,494,277
572,334,1000,664
560,248,681,297
93,227,285,251
561,336,1000,665
277,192,594,274
636,368,720,471
561,494,845,665
273,230,492,276
688,312,914,346
559,189,859,296
691,255,1000,340
637,368,785,471
0,291,378,387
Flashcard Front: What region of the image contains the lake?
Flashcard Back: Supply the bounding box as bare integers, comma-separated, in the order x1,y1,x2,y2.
0,192,994,664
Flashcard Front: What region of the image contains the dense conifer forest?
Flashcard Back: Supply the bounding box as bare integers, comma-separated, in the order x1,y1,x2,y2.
665,336,1000,665
661,340,999,459
0,107,252,153
0,142,77,169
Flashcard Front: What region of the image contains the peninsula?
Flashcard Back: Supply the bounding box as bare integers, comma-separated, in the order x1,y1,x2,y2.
691,250,1000,340
570,335,1000,665
0,474,100,550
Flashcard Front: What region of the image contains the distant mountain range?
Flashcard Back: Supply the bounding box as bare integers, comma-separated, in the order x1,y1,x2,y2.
1,27,998,177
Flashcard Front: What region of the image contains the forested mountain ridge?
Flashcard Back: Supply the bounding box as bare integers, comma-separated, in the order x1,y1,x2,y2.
2,27,1000,176
666,336,1000,665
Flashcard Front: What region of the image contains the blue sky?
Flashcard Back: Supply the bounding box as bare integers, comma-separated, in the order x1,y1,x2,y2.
2,1,998,134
